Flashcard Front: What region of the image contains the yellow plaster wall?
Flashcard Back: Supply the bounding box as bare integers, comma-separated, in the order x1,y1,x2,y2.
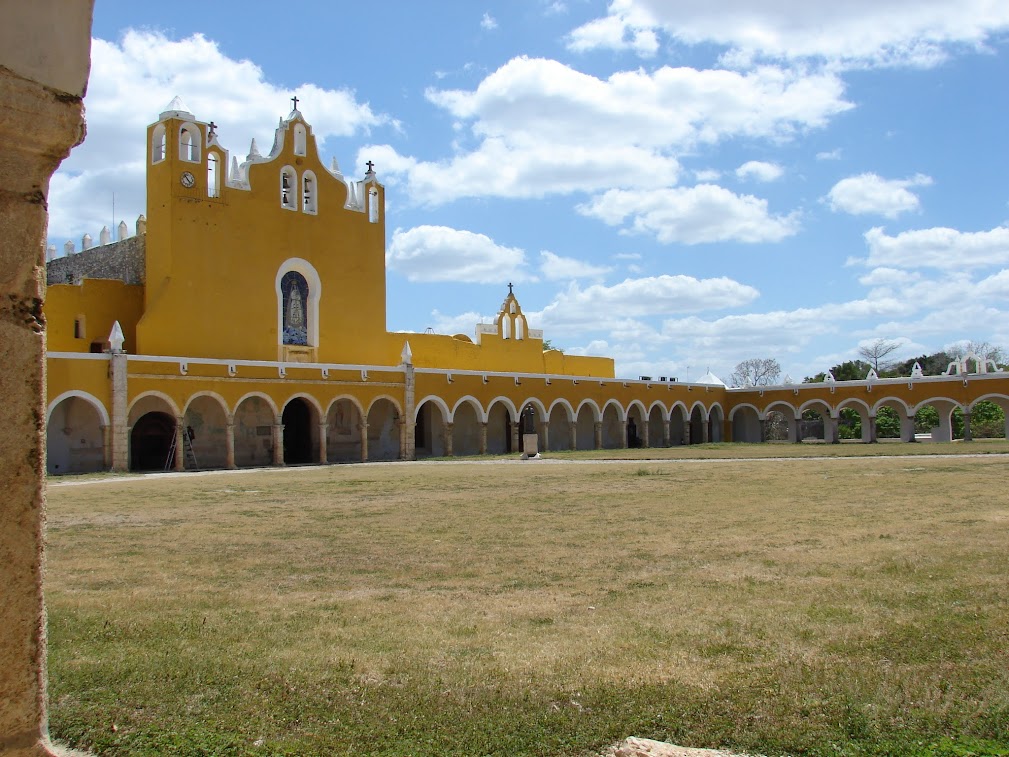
138,115,389,363
46,357,113,415
46,280,143,353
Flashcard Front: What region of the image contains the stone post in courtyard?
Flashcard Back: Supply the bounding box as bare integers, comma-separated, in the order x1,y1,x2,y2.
400,341,415,460
174,416,186,470
0,3,93,755
620,420,629,448
640,419,650,448
444,422,454,456
759,418,767,443
593,421,602,450
511,420,520,453
867,415,878,443
568,421,577,450
479,422,488,455
318,421,328,464
225,418,236,469
538,420,549,452
272,421,284,465
108,322,129,471
962,409,973,442
359,421,369,462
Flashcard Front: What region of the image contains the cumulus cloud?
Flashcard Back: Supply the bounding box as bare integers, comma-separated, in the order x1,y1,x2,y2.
367,56,850,205
736,160,784,182
532,275,760,335
386,226,532,283
816,148,842,160
481,12,498,30
48,30,387,244
826,173,932,218
567,0,1009,68
577,185,800,244
862,225,1009,269
539,251,613,280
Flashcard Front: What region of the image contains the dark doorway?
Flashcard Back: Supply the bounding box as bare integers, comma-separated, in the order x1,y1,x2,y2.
131,412,175,471
283,399,312,464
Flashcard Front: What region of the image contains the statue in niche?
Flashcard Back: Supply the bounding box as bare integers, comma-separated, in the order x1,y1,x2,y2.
281,271,309,346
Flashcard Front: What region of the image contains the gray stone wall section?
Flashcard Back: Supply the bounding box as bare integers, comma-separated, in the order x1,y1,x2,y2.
46,235,146,285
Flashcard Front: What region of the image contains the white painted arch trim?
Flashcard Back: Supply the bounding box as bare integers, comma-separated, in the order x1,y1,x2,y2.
871,397,913,417
276,258,322,348
728,403,760,421
450,395,485,423
233,391,280,418
47,390,110,427
547,398,576,421
326,394,366,419
646,400,669,421
182,390,231,419
518,397,549,420
910,396,962,415
626,399,648,420
798,398,838,419
128,390,182,423
968,393,1009,411
601,398,626,422
282,392,325,420
835,397,873,417
487,396,519,422
761,400,800,420
414,394,451,424
575,398,602,422
366,395,403,420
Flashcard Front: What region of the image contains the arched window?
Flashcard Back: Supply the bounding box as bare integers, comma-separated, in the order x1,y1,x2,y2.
302,170,317,214
280,167,297,210
151,124,166,164
293,123,307,156
207,152,220,198
515,317,524,340
280,271,310,346
501,317,511,340
179,123,200,163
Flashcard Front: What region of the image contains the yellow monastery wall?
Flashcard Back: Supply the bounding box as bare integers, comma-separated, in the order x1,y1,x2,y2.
46,280,143,353
46,357,113,416
138,114,389,364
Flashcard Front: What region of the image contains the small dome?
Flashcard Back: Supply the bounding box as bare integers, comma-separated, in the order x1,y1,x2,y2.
695,369,726,387
160,95,194,120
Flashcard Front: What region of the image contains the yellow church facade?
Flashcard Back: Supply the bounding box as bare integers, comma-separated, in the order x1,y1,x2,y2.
44,102,1009,474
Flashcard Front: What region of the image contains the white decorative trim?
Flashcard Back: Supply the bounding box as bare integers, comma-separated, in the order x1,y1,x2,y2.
46,390,111,427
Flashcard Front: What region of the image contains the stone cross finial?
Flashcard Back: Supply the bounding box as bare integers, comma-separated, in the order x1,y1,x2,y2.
108,321,125,353
366,160,375,173
208,121,217,138
508,282,514,295
291,95,299,110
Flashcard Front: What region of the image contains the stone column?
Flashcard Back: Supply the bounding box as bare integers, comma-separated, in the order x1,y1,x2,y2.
225,419,236,469
962,410,973,442
318,421,328,464
593,421,602,450
868,416,878,443
539,420,549,452
640,420,650,448
826,415,840,444
907,414,918,443
479,422,488,455
359,421,369,462
272,422,284,465
109,350,129,471
759,418,767,443
788,417,800,443
173,416,186,470
511,420,520,454
661,420,670,448
684,420,692,445
700,419,709,444
401,420,415,461
568,421,577,450
0,5,93,755
444,422,454,456
620,420,629,449
101,424,112,468
402,350,415,460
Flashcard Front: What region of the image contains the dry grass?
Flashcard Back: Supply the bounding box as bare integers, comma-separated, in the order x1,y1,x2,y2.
45,450,1009,756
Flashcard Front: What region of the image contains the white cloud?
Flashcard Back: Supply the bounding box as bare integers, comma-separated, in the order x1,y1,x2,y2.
427,310,495,336
863,225,1009,269
577,185,800,244
48,30,387,244
386,226,532,283
539,251,613,280
532,275,760,335
816,148,842,160
826,173,932,218
481,12,498,30
736,160,784,182
568,0,1009,68
367,57,850,205
694,168,721,182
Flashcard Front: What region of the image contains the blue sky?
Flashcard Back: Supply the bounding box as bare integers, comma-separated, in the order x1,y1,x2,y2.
49,0,1009,382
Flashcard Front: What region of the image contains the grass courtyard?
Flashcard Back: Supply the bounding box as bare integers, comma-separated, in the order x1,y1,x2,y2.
45,445,1009,756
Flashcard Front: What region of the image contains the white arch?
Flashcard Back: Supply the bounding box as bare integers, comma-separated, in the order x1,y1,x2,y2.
601,398,626,422
798,398,835,418
912,395,962,414
178,122,201,162
486,396,518,422
625,400,648,421
547,398,575,422
151,123,166,164
688,401,709,421
871,396,912,416
969,393,1009,411
728,402,760,421
707,401,725,419
836,397,872,416
450,395,486,423
276,258,322,348
233,391,280,418
293,123,307,156
646,400,669,421
182,390,231,418
575,398,601,422
669,401,689,421
518,397,549,420
414,394,451,423
301,169,317,214
367,394,403,419
325,394,366,419
47,390,110,427
282,392,324,419
762,400,799,420
128,390,181,423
